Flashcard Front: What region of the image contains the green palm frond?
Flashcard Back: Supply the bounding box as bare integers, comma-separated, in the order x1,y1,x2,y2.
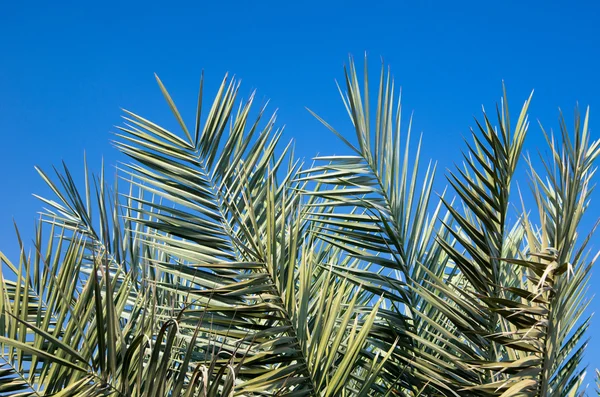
418,87,534,388
296,59,532,395
424,104,599,396
300,57,442,285
468,108,600,396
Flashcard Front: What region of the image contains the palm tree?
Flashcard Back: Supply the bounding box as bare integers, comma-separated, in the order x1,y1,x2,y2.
0,58,598,396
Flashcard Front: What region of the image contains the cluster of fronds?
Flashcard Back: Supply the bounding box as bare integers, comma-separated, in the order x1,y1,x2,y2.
0,58,598,396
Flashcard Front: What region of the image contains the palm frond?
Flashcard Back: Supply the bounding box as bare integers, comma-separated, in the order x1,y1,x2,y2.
298,57,481,394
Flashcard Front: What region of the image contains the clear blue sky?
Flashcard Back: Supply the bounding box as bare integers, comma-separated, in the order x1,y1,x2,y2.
2,0,600,379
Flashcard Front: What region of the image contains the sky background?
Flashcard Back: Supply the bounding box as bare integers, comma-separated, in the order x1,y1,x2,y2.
2,0,600,380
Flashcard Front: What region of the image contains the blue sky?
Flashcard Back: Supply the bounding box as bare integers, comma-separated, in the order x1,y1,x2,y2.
2,0,600,378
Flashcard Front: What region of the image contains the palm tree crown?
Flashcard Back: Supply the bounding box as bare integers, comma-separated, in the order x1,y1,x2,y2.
1,58,598,396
